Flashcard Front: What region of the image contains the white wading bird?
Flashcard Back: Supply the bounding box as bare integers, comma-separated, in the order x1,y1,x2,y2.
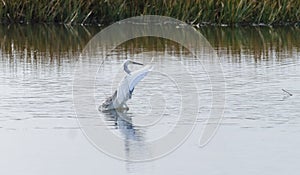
100,59,152,111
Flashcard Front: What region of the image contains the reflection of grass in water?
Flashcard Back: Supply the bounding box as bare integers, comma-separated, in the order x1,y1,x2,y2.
199,26,300,61
1,25,299,63
115,27,300,61
115,37,189,57
0,24,100,63
0,24,100,51
0,0,300,25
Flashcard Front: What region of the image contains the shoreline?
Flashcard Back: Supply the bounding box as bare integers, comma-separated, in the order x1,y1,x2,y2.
1,21,300,27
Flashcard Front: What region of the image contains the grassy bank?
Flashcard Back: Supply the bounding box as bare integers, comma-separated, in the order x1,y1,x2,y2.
0,0,300,26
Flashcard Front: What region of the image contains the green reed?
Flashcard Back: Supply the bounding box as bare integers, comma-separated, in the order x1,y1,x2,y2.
0,0,300,25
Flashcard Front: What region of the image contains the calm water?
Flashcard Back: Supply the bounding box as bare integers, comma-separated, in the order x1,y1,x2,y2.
0,24,300,175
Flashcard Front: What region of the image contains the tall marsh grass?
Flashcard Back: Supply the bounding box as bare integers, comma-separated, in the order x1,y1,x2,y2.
0,0,300,25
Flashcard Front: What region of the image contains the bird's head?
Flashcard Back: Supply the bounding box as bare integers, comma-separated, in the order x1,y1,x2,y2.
126,59,143,66
123,59,144,74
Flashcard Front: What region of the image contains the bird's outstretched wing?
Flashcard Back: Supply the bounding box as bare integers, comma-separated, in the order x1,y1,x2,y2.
128,65,152,92
115,65,152,105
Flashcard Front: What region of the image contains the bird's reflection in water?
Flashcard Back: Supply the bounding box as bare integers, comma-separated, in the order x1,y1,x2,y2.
102,110,152,173
102,110,149,163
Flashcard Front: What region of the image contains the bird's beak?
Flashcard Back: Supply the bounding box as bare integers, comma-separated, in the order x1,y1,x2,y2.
130,61,143,65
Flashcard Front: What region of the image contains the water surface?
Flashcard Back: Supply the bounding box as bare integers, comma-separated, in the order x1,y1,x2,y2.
0,25,300,175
